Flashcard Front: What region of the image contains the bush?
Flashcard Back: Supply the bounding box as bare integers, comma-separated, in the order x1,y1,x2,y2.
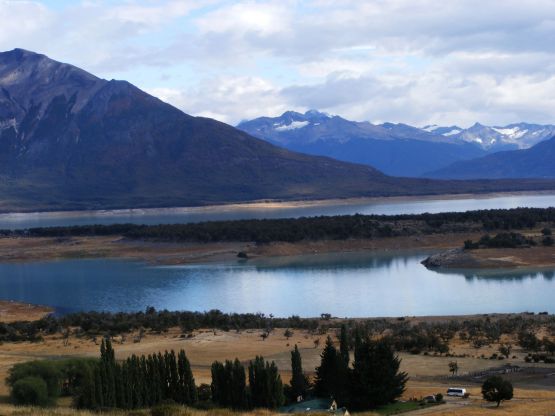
11,376,50,406
434,393,443,402
7,360,61,399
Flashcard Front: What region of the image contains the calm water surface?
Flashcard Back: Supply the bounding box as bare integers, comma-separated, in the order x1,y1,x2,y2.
1,194,554,230
1,252,553,317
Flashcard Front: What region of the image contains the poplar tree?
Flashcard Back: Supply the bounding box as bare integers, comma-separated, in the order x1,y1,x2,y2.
248,356,284,409
339,324,350,366
177,349,197,405
290,345,308,400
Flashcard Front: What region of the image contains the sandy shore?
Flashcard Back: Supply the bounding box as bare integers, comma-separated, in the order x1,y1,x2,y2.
0,300,53,323
1,190,554,217
0,232,482,266
423,246,555,270
1,231,554,269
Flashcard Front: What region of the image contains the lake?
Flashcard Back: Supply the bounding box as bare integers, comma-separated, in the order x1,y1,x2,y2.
0,193,554,230
1,252,553,317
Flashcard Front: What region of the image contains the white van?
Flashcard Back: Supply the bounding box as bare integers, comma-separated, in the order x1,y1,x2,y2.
447,387,467,397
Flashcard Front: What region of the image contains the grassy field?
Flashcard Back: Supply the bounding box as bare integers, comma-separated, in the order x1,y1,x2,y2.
1,325,554,415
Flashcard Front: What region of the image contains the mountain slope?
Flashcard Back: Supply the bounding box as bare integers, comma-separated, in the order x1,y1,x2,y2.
427,137,555,179
1,49,554,212
238,111,486,176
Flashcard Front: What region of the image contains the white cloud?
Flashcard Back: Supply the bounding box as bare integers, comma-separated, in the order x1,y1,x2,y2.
2,0,555,126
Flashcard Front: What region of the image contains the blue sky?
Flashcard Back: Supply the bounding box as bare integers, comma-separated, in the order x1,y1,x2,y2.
2,0,555,126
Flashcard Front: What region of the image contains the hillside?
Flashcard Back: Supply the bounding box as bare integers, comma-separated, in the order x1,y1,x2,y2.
427,137,555,179
1,49,555,212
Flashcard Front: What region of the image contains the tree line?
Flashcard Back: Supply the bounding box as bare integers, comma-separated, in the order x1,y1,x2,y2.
2,208,554,243
2,308,554,355
9,334,407,412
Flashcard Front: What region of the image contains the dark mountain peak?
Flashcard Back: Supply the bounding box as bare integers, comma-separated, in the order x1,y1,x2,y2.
0,49,105,116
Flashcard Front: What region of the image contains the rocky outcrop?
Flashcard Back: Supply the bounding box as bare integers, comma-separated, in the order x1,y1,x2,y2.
421,248,481,269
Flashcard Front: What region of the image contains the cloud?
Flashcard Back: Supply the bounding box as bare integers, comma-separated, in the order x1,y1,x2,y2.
2,0,555,126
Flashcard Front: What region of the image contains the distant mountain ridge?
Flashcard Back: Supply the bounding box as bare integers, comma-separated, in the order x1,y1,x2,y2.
426,137,555,179
238,111,555,177
238,110,486,176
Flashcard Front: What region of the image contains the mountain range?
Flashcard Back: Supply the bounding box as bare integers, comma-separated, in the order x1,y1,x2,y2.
1,49,554,212
238,111,555,177
427,137,555,179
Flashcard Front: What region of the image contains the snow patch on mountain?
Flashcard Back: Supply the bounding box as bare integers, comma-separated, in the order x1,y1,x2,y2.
274,120,310,131
443,129,461,136
492,127,527,139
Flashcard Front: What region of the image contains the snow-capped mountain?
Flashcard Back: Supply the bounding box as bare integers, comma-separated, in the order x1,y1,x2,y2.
239,110,555,177
423,122,555,151
238,111,486,176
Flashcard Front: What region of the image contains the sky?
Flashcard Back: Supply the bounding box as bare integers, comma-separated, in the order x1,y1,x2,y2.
2,0,555,127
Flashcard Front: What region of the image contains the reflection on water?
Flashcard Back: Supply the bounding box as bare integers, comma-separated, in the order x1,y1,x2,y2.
1,193,554,230
0,251,554,317
431,267,555,282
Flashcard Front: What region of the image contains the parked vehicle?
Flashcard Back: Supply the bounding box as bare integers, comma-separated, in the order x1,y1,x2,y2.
447,387,467,397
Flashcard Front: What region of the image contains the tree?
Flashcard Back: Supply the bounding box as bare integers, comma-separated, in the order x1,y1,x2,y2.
248,356,284,409
284,329,294,340
349,339,408,410
339,324,350,366
498,344,512,359
290,345,309,400
314,336,348,403
177,349,197,405
481,376,513,407
448,361,459,376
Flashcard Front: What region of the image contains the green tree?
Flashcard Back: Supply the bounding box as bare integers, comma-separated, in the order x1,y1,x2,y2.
248,356,284,409
290,345,309,400
481,376,513,407
11,376,50,406
177,349,197,405
339,324,350,366
349,339,408,410
498,344,512,359
314,336,348,402
448,361,459,376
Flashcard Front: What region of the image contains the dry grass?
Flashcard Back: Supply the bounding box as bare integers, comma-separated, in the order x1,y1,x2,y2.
0,301,52,323
1,326,554,415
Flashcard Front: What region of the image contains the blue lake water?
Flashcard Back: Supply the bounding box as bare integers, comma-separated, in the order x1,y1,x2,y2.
1,252,553,317
0,193,554,230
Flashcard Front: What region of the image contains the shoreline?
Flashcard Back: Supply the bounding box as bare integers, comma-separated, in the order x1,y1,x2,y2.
1,189,554,219
1,231,554,269
0,232,478,266
0,299,550,323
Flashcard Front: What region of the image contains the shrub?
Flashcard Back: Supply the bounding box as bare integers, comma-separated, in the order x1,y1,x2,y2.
7,360,61,400
11,376,50,406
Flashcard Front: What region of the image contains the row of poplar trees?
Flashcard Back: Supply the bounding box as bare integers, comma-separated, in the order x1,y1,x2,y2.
210,356,284,409
75,339,197,409
75,326,407,411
